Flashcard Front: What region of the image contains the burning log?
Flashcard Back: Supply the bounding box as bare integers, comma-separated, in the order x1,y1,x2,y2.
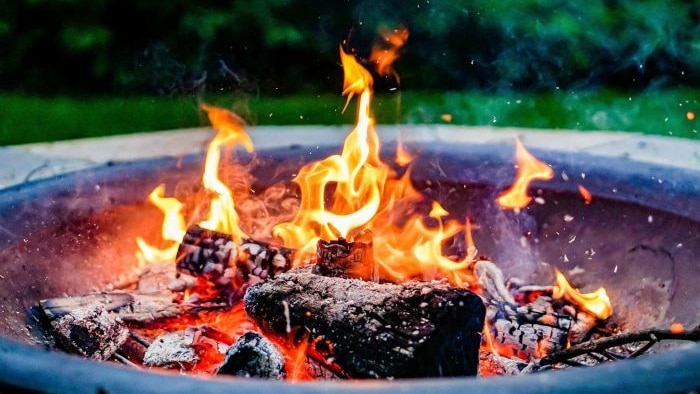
39,291,183,324
244,266,485,379
217,331,286,379
176,225,294,297
176,225,237,283
314,231,376,280
50,302,129,361
486,297,571,359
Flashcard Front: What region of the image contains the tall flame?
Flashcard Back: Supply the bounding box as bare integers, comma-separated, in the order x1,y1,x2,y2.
273,48,475,285
552,269,613,320
137,105,253,264
497,138,553,210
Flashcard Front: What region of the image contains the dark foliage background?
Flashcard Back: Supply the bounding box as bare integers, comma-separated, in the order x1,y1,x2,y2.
1,0,698,96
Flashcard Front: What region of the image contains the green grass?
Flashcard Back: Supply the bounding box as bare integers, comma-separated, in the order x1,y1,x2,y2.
1,89,698,145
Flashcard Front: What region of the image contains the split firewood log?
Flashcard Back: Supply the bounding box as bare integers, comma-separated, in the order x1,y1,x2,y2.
176,225,294,298
244,266,485,379
39,291,182,324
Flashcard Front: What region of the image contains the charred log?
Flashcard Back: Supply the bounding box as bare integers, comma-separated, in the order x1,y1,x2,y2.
143,330,199,368
39,291,182,324
217,331,286,379
314,231,376,280
244,266,485,379
50,302,129,361
176,225,236,283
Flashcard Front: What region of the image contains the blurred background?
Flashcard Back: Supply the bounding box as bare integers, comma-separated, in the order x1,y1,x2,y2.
1,0,698,145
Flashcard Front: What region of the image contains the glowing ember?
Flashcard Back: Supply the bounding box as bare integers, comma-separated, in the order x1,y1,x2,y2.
670,322,685,334
552,269,613,320
497,138,554,210
687,111,695,121
578,185,593,204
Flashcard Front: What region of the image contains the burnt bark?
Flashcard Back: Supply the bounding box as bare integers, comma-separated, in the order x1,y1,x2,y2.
39,291,182,324
244,266,485,379
176,225,236,282
314,232,375,280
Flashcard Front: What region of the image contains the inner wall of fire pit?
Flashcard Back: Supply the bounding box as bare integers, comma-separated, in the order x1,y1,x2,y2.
0,142,698,345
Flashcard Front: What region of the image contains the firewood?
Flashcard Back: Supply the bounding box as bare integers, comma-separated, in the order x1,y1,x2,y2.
50,302,129,361
176,225,294,296
244,266,485,379
217,331,286,379
176,225,237,283
39,291,182,324
487,298,571,359
314,231,376,280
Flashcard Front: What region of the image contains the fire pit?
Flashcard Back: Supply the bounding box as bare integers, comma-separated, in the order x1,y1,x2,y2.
1,44,699,392
0,125,699,392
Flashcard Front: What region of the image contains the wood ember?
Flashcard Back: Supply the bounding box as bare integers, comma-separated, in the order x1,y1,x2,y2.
244,266,485,379
487,298,571,359
51,302,129,361
137,261,197,294
479,352,527,376
40,291,182,324
176,225,237,283
314,231,376,280
143,330,199,368
231,238,294,300
474,260,515,304
217,331,286,379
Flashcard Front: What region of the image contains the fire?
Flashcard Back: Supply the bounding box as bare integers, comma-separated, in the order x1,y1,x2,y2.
552,269,613,320
369,26,409,80
137,105,253,264
497,138,554,210
670,322,684,334
395,139,414,167
578,185,592,204
273,48,475,285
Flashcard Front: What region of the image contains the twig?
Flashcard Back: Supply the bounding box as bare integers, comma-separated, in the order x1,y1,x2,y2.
522,325,700,373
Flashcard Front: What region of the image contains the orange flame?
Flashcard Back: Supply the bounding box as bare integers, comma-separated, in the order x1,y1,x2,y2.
552,269,613,320
497,138,553,210
578,185,592,204
273,48,476,286
137,105,253,264
670,322,684,334
369,26,409,80
395,139,414,167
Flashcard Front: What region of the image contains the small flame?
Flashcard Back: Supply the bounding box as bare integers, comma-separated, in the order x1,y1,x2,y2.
395,139,414,167
136,185,186,265
578,185,592,204
369,26,409,80
137,105,254,264
497,138,554,210
687,111,695,121
552,269,613,320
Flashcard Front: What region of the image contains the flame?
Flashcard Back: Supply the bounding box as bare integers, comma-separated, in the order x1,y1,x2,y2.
395,139,414,167
687,111,695,121
137,105,253,264
552,269,612,320
578,185,592,204
497,138,554,210
273,48,476,286
136,185,187,265
369,26,409,80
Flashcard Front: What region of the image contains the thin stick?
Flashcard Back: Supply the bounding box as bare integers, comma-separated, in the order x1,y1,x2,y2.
522,325,699,373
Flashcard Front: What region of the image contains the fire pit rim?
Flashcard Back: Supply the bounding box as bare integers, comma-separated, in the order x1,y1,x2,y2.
0,336,698,394
0,141,698,392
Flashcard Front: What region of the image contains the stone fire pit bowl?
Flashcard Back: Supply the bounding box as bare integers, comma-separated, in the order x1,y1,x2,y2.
0,125,698,393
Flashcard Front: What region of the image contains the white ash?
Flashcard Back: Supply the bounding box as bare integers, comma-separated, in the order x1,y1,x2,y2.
143,330,199,367
51,302,129,361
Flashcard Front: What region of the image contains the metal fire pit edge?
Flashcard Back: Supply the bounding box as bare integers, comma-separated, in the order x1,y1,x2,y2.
0,141,699,393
